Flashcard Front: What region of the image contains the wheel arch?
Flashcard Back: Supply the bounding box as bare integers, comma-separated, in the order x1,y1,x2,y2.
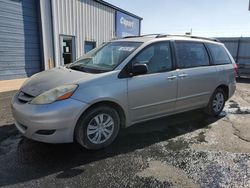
216,84,229,101
75,100,127,134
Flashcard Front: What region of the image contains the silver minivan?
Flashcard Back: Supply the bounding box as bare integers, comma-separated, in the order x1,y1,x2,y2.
12,35,237,150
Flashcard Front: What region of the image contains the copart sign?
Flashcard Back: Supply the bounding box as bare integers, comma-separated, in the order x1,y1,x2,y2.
116,11,140,38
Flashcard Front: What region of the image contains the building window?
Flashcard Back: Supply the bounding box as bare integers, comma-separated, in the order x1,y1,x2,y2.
85,41,96,53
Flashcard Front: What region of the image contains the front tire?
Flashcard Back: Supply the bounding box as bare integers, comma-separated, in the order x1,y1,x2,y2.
205,88,226,116
75,106,120,150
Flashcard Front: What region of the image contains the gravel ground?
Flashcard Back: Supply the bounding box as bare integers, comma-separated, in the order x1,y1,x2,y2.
0,91,15,127
0,78,249,188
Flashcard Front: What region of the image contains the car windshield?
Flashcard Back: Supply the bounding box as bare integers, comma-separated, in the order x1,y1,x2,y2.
69,41,142,73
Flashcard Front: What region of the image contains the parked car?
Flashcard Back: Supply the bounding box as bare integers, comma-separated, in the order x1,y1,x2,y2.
11,35,237,150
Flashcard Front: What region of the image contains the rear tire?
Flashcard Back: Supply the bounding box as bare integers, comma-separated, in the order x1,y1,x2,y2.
205,88,225,116
75,106,120,150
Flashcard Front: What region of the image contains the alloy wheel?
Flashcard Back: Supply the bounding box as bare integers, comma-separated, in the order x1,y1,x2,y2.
212,92,224,113
86,114,114,144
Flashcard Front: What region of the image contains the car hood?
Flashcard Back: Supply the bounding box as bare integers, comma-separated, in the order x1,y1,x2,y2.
21,67,98,96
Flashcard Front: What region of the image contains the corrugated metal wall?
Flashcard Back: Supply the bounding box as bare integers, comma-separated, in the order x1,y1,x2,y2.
219,38,250,64
51,0,115,66
0,0,41,80
219,37,250,76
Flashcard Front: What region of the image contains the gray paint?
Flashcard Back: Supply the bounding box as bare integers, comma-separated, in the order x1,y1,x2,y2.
0,0,41,80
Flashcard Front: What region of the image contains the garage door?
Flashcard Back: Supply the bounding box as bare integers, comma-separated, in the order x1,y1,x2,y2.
0,0,41,80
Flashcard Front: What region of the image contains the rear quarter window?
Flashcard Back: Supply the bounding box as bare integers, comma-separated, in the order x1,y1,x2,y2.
207,43,232,65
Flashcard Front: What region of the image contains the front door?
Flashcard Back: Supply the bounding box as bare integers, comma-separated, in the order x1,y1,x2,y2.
60,36,75,65
127,42,178,123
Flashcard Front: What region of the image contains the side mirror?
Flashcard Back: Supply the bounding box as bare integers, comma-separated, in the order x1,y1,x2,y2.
131,64,148,76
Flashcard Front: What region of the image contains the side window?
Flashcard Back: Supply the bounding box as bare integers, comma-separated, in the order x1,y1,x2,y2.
132,42,172,74
175,42,210,68
207,43,232,65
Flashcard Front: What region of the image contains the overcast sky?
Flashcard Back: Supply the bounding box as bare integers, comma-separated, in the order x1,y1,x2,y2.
106,0,250,37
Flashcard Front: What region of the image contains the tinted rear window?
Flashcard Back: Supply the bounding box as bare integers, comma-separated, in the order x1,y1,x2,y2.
207,43,231,65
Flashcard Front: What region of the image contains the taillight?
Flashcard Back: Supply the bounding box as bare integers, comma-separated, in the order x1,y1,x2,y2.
233,63,238,77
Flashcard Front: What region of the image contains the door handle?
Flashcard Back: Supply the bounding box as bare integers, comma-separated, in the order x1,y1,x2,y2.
178,73,188,78
167,75,177,80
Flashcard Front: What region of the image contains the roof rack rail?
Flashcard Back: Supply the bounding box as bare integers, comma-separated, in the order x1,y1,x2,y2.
122,35,140,39
141,34,162,37
155,34,220,42
123,34,163,39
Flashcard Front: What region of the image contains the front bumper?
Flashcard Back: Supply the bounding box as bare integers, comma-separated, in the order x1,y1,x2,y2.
11,92,90,143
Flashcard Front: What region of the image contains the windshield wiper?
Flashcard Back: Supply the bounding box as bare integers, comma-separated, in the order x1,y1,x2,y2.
69,65,109,74
69,65,89,72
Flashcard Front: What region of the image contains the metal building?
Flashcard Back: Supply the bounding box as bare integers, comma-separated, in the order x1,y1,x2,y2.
0,0,142,80
0,0,41,80
219,37,250,77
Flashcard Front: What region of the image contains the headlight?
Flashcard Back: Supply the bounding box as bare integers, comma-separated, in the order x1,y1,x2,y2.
30,85,78,105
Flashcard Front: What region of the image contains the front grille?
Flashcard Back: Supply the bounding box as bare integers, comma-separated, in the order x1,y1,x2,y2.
36,130,56,135
18,91,34,103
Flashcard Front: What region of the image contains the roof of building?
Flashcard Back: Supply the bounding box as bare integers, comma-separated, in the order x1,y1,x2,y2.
94,0,143,20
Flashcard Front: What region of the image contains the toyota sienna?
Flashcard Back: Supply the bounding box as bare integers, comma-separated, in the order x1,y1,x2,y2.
11,35,237,150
